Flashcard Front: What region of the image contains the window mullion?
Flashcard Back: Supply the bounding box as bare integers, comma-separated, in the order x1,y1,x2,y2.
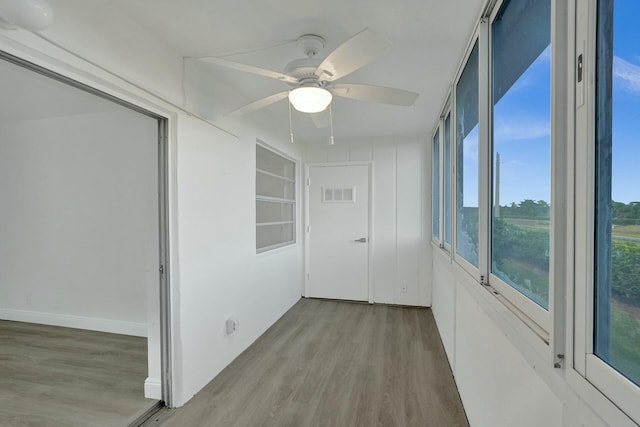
550,0,568,369
439,117,446,248
478,18,491,282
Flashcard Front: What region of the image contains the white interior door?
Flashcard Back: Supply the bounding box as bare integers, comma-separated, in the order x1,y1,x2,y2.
308,164,370,301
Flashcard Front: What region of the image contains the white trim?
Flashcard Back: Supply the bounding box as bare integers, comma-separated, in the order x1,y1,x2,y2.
0,308,147,337
305,161,374,304
304,164,311,298
144,377,162,400
586,355,640,423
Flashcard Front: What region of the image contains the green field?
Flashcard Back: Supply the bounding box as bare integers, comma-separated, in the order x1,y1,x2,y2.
611,305,640,385
487,200,640,383
496,216,640,385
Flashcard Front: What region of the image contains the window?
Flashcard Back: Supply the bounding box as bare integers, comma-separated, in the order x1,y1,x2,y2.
256,144,296,252
573,0,640,422
490,0,552,313
444,112,452,247
432,128,441,241
455,42,479,268
594,0,640,390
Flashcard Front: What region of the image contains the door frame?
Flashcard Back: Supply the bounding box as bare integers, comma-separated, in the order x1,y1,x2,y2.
304,161,374,304
0,50,173,406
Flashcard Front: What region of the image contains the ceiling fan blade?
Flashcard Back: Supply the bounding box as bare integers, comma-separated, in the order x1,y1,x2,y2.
309,111,330,128
228,91,290,116
315,28,392,82
198,57,298,84
331,83,419,106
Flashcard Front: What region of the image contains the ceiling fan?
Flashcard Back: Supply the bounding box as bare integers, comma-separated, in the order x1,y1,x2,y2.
198,28,420,118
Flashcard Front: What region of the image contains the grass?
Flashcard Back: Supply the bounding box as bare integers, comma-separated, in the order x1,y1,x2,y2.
492,258,549,309
610,305,640,386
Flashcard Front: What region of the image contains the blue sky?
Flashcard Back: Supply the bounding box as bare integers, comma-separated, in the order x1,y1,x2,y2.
612,0,640,204
463,0,639,207
491,45,551,207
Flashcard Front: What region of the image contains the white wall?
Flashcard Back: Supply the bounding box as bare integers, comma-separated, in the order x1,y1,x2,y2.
0,110,158,337
172,115,303,404
0,0,305,407
430,205,640,427
431,250,627,427
304,137,430,306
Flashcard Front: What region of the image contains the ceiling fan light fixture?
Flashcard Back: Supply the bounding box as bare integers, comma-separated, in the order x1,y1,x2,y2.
288,87,332,113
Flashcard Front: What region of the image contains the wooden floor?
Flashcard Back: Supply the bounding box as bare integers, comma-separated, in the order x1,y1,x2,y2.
0,320,158,426
152,298,468,427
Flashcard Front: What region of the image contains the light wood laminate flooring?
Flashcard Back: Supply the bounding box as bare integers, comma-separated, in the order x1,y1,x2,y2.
152,298,468,427
0,320,158,426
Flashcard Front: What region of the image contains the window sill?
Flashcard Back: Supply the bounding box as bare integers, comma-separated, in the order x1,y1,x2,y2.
450,259,556,373
256,241,298,256
482,283,549,345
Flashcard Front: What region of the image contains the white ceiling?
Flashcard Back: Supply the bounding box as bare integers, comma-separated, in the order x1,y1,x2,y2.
109,0,484,142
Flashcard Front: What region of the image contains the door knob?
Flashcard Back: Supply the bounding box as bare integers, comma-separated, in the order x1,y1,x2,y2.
354,237,367,243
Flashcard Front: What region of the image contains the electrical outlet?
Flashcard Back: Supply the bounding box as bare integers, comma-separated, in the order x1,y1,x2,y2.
225,317,239,335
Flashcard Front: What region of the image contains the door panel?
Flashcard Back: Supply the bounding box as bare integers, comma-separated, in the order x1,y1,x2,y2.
308,164,370,301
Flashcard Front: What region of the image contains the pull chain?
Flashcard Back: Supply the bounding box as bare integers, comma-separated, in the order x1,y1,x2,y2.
329,103,335,145
288,97,295,144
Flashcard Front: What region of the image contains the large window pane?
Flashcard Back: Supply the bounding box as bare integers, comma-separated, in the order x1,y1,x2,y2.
444,113,452,245
432,129,440,240
595,0,640,386
491,0,551,309
456,42,479,267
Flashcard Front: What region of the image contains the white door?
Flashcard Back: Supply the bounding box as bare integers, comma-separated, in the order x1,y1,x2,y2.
308,164,370,301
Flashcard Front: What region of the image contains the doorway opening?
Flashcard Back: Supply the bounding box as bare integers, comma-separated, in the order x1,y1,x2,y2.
0,50,171,423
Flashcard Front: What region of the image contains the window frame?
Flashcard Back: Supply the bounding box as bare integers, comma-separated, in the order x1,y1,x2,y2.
432,93,453,254
432,124,442,245
446,0,565,363
485,0,555,335
572,0,640,423
255,140,297,253
443,108,453,252
452,31,483,278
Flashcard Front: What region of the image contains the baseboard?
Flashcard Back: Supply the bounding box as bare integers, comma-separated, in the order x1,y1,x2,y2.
0,308,147,337
144,377,162,400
